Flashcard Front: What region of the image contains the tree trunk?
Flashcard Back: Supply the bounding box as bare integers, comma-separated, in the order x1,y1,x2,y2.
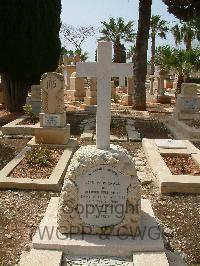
151,33,156,75
176,74,184,95
1,73,29,112
114,36,121,63
186,38,192,51
132,0,152,110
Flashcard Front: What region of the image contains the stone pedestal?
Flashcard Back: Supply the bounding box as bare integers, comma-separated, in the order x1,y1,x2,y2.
62,65,76,90
58,144,141,236
26,85,41,115
121,77,133,106
66,72,86,102
84,77,97,106
111,80,116,95
150,76,154,95
35,125,70,145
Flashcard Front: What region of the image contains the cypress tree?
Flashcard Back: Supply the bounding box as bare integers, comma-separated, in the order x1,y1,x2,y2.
0,0,61,111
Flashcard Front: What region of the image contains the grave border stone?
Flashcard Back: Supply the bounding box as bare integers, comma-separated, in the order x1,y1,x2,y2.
142,138,200,194
0,139,76,191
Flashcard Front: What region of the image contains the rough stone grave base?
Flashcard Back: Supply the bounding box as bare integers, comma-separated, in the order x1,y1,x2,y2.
142,138,200,194
32,197,164,257
0,139,76,191
1,115,40,136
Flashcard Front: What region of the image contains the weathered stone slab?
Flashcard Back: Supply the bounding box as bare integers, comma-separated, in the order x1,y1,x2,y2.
155,139,186,149
19,249,62,266
1,115,39,136
32,197,164,256
133,252,169,266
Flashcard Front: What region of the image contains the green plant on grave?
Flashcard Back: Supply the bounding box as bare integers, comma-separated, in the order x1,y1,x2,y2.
110,119,117,129
111,93,120,103
191,119,200,128
26,146,52,166
23,104,38,123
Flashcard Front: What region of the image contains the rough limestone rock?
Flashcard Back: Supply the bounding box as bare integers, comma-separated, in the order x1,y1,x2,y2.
58,144,141,236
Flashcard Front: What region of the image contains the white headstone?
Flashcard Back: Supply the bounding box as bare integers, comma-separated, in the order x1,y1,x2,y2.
76,41,133,150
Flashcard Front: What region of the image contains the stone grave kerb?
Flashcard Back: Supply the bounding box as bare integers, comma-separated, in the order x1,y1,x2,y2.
76,41,133,150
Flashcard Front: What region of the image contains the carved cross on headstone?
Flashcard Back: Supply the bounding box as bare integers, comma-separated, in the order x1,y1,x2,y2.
40,72,64,114
77,41,133,150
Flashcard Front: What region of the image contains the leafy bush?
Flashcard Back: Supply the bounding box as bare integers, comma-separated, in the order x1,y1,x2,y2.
111,94,120,103
26,146,51,166
23,104,38,123
110,119,117,129
191,119,200,128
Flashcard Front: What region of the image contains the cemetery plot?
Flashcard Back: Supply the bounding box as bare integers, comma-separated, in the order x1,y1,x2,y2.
142,138,200,193
135,120,173,139
0,140,75,191
167,118,200,140
1,115,40,136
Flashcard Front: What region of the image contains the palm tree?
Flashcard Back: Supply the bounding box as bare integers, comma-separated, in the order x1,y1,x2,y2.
154,45,200,93
171,21,200,50
99,17,136,63
126,45,136,63
150,15,169,76
133,0,152,110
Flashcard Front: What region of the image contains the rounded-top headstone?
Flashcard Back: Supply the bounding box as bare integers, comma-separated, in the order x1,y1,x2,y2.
57,144,141,236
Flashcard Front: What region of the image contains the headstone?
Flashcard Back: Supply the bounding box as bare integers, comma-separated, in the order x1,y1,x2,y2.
66,72,86,102
62,65,76,90
174,83,200,120
58,145,141,235
84,77,97,106
58,41,140,236
35,72,70,145
119,76,126,87
26,85,41,115
121,76,134,106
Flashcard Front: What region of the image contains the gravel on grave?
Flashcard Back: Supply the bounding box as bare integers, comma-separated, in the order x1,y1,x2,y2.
9,149,63,179
63,256,132,266
0,110,22,126
161,154,200,175
17,117,39,125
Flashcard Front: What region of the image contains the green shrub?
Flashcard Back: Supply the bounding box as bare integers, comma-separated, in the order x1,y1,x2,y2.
26,146,51,166
110,119,117,129
191,119,200,128
111,94,120,103
23,104,38,123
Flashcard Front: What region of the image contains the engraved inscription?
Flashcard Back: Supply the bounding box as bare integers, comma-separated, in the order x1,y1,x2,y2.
76,165,131,227
43,114,61,127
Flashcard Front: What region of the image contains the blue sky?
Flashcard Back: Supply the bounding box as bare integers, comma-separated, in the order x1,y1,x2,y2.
61,0,179,60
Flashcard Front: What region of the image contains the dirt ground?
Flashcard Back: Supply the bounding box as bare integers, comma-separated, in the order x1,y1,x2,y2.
0,102,199,265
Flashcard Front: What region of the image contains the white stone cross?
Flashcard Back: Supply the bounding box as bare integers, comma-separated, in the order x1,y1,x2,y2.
76,41,133,150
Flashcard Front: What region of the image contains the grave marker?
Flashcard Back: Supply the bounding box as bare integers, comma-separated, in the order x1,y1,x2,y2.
76,41,133,149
